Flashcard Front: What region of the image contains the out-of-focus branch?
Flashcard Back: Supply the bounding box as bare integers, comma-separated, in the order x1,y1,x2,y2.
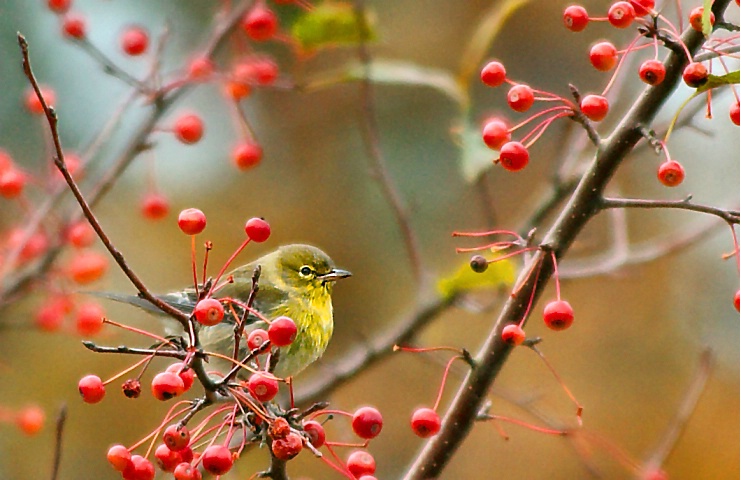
50,404,67,480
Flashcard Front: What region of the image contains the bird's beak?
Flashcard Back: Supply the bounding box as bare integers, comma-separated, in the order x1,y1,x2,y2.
318,268,352,283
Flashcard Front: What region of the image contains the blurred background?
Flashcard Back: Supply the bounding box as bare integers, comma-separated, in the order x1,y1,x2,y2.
0,0,738,478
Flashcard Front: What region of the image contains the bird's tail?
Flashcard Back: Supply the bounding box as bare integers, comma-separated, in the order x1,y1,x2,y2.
85,291,194,316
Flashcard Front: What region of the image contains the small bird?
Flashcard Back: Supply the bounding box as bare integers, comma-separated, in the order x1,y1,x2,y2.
98,244,351,378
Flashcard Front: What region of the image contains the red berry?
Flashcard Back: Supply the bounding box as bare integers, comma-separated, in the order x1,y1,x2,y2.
122,379,142,398
121,26,149,56
410,407,441,438
107,444,132,472
657,160,685,187
173,463,202,480
245,217,271,242
201,445,233,475
173,114,204,144
734,290,740,312
151,371,185,401
580,94,609,121
75,301,105,336
242,5,278,41
506,84,535,112
68,250,108,284
187,56,214,79
78,374,106,403
47,0,72,13
62,13,86,39
193,298,224,327
24,86,55,115
0,149,13,174
497,141,529,172
163,424,191,452
247,328,270,350
251,57,279,85
543,299,574,331
224,80,252,101
166,363,195,392
141,193,169,220
589,41,618,71
232,142,263,170
177,208,206,235
347,450,376,477
482,118,511,150
352,406,383,439
630,0,655,16
729,102,739,126
303,420,326,447
122,454,155,480
66,221,95,248
689,6,714,32
16,405,45,435
563,5,589,32
608,1,636,28
7,229,49,263
268,316,297,346
35,299,68,332
155,443,186,472
501,324,525,345
639,59,666,85
480,61,507,87
271,432,303,460
247,372,280,402
0,169,26,198
682,62,708,88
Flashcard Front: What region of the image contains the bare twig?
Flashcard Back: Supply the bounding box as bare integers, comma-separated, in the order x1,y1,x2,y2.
601,195,740,224
50,404,67,480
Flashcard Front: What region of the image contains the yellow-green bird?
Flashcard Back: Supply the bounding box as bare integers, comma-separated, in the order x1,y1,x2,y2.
99,244,351,378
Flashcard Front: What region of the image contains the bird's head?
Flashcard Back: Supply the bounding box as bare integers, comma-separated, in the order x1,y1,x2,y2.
267,244,351,296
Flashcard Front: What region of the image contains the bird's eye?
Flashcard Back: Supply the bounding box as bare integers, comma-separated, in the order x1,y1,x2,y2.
299,266,313,277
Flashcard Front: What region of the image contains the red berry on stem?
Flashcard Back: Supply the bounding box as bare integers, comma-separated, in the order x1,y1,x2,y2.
480,61,507,87
352,406,383,439
729,102,739,126
66,221,95,248
194,298,224,326
0,169,25,198
122,379,141,398
68,250,108,284
411,407,441,438
630,0,655,16
734,290,740,312
580,94,610,122
303,420,326,447
177,208,207,235
657,160,685,187
242,5,278,41
78,374,106,403
62,13,86,39
155,443,184,472
497,141,529,172
16,405,45,435
607,1,636,28
501,324,525,345
543,299,574,331
122,454,155,480
47,0,72,14
163,424,191,452
272,432,303,460
25,86,55,115
682,62,708,88
482,118,511,150
589,41,618,71
141,193,169,220
75,301,106,336
563,5,589,32
347,450,376,477
245,217,271,242
121,26,149,56
107,444,132,472
166,363,195,392
151,371,185,401
639,59,666,85
173,463,202,480
232,142,263,170
247,328,269,350
202,445,233,475
689,7,714,32
268,316,297,346
247,372,280,402
173,114,204,144
506,84,535,112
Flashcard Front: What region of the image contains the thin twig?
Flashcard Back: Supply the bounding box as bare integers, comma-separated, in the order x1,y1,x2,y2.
50,404,67,480
601,195,740,224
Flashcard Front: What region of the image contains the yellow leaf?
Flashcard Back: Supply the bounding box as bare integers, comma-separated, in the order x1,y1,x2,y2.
437,254,516,299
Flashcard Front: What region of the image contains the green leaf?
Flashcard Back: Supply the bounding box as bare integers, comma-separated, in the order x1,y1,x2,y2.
701,0,713,36
457,118,496,182
457,0,532,89
696,71,740,93
291,2,376,53
437,253,516,300
304,60,467,107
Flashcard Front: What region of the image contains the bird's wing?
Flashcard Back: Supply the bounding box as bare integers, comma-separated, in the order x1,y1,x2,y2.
87,290,198,316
